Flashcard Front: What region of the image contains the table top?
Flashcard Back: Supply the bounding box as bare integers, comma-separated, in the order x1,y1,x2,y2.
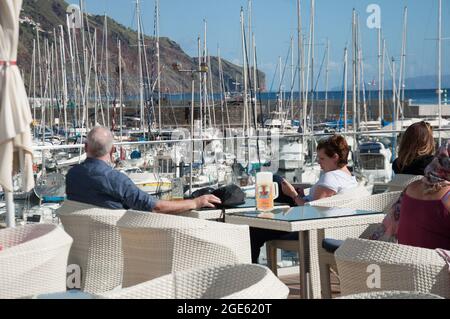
225,205,385,232
197,198,288,211
182,198,290,220
32,290,96,299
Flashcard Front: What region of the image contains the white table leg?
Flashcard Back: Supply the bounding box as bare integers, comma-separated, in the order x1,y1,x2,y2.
298,230,310,299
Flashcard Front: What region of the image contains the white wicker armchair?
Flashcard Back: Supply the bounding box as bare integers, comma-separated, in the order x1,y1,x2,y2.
118,211,252,287
266,186,372,271
317,191,402,298
0,224,73,299
265,191,401,299
307,185,371,208
337,290,444,299
335,238,450,298
385,174,423,192
57,200,126,293
98,264,289,299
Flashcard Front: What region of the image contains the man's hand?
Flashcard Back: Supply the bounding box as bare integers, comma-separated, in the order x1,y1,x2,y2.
193,194,222,209
281,179,298,200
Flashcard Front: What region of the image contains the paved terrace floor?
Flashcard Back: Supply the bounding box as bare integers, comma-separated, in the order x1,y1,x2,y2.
280,271,341,299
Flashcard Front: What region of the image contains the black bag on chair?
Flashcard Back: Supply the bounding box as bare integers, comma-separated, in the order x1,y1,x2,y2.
212,184,246,208
190,187,216,198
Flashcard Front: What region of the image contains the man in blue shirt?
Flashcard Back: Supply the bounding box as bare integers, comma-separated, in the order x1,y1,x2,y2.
66,126,220,213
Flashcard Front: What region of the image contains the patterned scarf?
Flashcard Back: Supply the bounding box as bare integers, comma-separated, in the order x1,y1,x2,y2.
422,141,450,194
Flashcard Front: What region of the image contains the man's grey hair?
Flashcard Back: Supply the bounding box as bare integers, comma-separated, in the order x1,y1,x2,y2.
86,126,114,158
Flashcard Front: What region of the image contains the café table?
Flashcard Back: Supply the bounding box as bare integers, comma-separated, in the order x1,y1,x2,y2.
181,198,290,220
225,205,384,299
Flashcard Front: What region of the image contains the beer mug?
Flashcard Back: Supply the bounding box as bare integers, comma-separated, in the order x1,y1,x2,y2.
255,172,279,211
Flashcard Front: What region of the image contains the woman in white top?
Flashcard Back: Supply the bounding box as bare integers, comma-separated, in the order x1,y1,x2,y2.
281,134,357,205
250,135,357,263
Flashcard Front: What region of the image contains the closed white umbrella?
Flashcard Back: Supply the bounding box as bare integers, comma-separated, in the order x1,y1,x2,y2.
0,0,34,227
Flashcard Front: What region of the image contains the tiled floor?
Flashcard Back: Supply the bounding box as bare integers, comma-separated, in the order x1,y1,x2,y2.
279,271,341,299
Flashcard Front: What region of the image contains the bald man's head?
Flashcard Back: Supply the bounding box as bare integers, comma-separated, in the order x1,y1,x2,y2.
86,126,114,158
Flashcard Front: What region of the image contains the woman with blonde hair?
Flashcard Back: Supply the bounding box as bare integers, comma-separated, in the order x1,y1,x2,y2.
392,121,435,175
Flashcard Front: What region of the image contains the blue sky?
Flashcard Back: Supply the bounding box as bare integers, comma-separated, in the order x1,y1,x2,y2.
69,0,449,91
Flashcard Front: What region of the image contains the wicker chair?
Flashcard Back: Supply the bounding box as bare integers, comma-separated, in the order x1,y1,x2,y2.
385,174,423,192
266,186,372,273
118,211,252,287
317,191,402,299
57,200,126,293
265,191,401,299
335,238,450,298
0,224,73,299
337,290,445,299
98,264,289,299
307,185,371,207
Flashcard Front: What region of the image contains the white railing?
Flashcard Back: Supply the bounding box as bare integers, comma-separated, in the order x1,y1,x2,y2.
32,127,450,151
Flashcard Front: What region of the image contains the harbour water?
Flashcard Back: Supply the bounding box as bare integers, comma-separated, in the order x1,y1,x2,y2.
136,88,450,106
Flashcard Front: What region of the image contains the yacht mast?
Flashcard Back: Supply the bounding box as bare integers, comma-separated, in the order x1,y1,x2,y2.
309,0,315,134
297,0,304,123
344,47,348,132
203,20,210,128
66,14,77,130
218,47,231,130
59,25,68,140
378,27,382,121
93,29,98,126
118,40,123,142
104,13,110,129
252,34,258,129
248,0,252,85
36,29,44,135
217,46,225,131
324,38,330,120
156,0,161,132
302,0,313,135
279,55,282,115
290,35,295,119
240,7,249,135
438,0,442,144
392,57,397,127
398,6,407,123
32,39,36,121
352,9,357,133
356,16,361,130
197,36,203,135
208,54,216,127
136,0,145,137
401,7,408,113
79,0,89,130
381,38,385,122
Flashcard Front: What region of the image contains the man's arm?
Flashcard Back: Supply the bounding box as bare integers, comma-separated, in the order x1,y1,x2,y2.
109,171,159,211
110,171,221,213
153,194,221,214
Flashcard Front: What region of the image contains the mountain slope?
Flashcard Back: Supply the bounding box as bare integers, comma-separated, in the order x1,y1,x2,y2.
18,0,265,96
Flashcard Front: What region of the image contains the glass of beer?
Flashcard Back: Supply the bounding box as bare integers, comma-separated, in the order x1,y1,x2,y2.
171,178,184,201
255,172,279,211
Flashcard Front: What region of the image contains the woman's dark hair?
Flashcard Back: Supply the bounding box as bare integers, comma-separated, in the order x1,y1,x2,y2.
317,135,350,168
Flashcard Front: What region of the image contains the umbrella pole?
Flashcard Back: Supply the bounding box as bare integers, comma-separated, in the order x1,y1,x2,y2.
5,191,15,228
